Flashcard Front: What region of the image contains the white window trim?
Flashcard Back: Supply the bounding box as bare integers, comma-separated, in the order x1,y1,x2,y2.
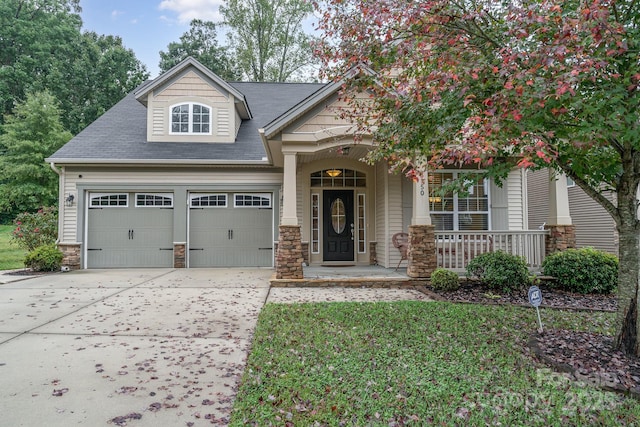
357,193,366,253
311,193,320,254
234,193,272,208
89,193,129,208
566,177,576,188
189,193,228,208
169,102,213,135
430,171,491,231
135,193,174,208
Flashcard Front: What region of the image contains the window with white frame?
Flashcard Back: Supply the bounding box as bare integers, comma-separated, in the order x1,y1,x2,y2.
170,103,211,134
234,193,271,207
428,172,490,231
135,193,173,207
90,193,128,207
357,194,366,253
311,194,320,253
190,194,227,207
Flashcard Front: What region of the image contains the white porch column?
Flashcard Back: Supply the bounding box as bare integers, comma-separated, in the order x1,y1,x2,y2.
548,170,572,225
281,152,298,226
412,174,432,225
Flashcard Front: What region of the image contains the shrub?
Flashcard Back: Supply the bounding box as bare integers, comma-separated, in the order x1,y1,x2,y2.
430,268,460,291
542,247,618,294
11,207,58,251
466,250,530,292
24,244,63,272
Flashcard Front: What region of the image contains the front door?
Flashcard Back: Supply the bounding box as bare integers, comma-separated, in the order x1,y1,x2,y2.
323,190,354,262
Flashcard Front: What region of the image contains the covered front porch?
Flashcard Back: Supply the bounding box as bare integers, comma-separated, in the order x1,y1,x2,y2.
276,165,575,280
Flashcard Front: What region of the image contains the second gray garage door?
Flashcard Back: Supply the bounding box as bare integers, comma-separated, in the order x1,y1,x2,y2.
188,193,273,267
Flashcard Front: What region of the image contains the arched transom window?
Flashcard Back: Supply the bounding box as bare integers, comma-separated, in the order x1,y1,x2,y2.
310,169,366,187
171,103,211,134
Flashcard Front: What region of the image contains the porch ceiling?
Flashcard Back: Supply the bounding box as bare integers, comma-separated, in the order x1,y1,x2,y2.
298,144,372,164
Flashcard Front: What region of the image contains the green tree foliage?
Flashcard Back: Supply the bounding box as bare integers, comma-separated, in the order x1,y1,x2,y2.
40,32,150,135
0,0,148,134
0,92,71,219
159,19,239,80
315,0,640,354
220,0,316,81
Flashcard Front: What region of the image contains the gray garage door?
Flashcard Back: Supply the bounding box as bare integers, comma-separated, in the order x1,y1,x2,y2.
86,193,174,268
189,193,273,267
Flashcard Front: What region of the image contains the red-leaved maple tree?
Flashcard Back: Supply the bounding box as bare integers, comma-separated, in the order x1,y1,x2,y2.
314,0,640,355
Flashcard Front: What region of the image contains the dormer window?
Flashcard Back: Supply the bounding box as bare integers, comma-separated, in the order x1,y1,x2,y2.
170,103,211,134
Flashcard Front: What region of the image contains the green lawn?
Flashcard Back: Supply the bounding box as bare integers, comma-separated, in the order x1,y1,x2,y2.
230,301,639,426
0,224,26,270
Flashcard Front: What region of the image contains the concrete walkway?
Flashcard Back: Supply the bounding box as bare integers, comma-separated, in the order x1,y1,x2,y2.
0,268,429,426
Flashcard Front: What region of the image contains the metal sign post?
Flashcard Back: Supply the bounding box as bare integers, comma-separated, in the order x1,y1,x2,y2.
528,286,544,333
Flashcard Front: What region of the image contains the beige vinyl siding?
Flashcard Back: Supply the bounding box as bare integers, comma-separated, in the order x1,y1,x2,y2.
387,173,404,268
527,169,618,254
60,168,282,243
296,167,305,234
402,177,413,232
155,71,227,101
375,163,388,266
569,186,618,254
490,178,509,230
294,92,368,133
527,170,549,230
61,173,78,243
507,169,525,230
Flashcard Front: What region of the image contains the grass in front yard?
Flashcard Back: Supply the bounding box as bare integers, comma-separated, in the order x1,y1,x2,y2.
0,224,26,270
231,301,640,426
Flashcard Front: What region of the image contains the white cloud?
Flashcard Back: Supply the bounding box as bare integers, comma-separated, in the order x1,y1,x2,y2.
158,0,224,24
111,10,125,19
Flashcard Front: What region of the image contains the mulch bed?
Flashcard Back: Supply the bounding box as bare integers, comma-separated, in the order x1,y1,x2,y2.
425,282,617,312
427,283,640,398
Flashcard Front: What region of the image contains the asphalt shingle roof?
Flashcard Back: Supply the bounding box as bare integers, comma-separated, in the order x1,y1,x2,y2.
48,81,325,163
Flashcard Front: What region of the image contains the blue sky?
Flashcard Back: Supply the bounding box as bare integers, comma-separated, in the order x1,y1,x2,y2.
80,0,226,78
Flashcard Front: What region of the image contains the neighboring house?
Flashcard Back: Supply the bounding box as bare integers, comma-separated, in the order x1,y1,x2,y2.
527,170,618,255
47,57,560,277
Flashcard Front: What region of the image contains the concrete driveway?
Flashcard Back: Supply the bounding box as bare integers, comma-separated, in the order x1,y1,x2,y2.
0,268,272,427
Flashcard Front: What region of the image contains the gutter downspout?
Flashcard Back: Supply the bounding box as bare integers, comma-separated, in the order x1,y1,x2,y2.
49,162,63,245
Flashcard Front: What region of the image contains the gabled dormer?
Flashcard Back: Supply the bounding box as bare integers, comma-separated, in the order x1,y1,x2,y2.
135,57,251,143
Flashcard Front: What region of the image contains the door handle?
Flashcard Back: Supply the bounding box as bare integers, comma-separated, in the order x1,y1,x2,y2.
231,229,233,240
128,229,131,239
350,223,354,240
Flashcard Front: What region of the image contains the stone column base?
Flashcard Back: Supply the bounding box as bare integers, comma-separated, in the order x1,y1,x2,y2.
276,225,304,279
58,243,81,270
369,241,378,265
545,224,576,254
407,225,437,278
174,243,186,268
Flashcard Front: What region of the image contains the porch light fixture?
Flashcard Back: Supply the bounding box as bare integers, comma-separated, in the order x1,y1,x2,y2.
326,169,342,178
429,196,441,203
65,193,75,207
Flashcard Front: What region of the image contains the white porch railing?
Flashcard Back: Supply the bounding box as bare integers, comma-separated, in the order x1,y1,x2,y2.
434,230,549,271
